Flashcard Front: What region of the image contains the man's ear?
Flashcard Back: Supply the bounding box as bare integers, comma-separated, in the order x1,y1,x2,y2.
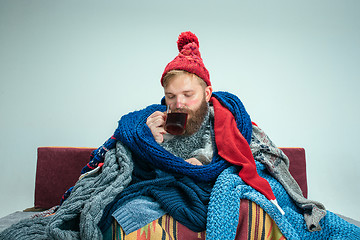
205,86,213,102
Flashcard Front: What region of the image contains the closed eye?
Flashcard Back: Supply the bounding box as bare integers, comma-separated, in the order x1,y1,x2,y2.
183,91,194,98
166,94,175,99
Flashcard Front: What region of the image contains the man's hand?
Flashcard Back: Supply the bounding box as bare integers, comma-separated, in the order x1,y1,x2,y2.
185,158,203,166
146,111,167,143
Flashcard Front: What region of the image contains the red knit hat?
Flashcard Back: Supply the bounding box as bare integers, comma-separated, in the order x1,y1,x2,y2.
161,31,211,86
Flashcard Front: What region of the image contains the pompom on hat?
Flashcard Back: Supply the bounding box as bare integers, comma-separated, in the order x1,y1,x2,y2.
161,31,211,86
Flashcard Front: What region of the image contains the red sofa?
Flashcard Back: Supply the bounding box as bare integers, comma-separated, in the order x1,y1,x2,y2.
34,147,308,210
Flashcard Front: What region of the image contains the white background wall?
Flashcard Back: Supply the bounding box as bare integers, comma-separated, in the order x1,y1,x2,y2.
0,0,359,221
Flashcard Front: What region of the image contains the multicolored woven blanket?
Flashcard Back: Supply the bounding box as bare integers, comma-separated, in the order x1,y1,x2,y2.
102,199,285,240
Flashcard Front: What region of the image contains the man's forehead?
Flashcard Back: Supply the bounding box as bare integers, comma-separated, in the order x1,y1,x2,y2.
164,83,201,93
165,75,202,90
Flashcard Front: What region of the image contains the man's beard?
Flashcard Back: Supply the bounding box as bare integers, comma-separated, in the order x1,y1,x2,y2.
184,96,209,136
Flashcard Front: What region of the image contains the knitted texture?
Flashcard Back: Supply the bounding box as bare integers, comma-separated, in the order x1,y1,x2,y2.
99,108,215,233
0,217,50,240
80,135,118,174
206,164,360,240
212,91,252,144
60,91,251,207
111,196,166,235
160,105,214,163
250,124,327,231
212,95,277,203
161,31,211,86
99,169,212,233
0,142,134,240
112,91,251,182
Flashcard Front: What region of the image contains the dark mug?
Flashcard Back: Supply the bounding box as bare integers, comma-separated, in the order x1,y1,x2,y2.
164,105,188,135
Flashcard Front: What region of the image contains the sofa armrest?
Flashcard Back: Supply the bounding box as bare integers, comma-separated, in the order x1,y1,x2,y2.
34,146,308,209
280,147,308,198
34,147,96,209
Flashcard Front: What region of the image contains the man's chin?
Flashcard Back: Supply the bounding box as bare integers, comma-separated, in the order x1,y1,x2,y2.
183,101,208,135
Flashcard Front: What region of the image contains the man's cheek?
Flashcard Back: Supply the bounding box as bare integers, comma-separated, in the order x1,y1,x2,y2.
186,99,200,107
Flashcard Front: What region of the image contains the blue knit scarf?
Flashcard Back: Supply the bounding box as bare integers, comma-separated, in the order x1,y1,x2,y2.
112,91,252,182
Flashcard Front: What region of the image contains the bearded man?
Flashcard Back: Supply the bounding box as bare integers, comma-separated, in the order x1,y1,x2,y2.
147,70,212,166
1,31,359,240
95,32,290,238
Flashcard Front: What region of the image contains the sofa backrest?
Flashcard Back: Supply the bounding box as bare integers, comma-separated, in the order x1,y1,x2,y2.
34,147,307,210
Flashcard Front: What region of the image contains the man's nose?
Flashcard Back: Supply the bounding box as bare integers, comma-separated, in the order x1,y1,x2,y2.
175,97,185,109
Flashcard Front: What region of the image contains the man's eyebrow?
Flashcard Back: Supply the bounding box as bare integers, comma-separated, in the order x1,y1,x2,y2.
165,90,194,95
